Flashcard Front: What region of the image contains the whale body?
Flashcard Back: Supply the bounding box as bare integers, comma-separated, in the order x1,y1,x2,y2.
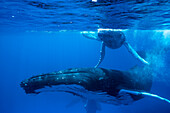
20,67,152,105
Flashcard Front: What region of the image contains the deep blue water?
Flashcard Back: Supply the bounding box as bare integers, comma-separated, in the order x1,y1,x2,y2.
0,31,170,113
0,0,170,113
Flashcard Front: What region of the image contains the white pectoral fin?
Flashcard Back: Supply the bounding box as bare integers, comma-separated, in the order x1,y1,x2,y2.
117,89,134,105
84,99,101,113
119,89,170,104
81,31,100,41
141,92,170,104
95,42,105,68
119,89,142,95
123,41,149,65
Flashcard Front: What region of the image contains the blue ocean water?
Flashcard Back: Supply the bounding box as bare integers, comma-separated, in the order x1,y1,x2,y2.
0,0,170,113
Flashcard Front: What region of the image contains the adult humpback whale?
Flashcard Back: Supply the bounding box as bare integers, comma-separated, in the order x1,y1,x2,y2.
20,67,170,113
81,29,149,67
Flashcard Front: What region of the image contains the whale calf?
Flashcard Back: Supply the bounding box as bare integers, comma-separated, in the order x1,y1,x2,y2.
81,29,149,68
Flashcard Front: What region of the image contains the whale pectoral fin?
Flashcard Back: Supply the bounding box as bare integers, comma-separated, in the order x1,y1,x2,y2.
119,89,170,104
119,89,142,95
123,41,149,65
81,31,100,41
85,99,101,113
136,51,147,59
95,42,105,68
117,89,134,105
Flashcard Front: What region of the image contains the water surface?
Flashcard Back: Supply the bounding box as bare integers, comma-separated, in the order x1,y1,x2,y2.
1,0,170,31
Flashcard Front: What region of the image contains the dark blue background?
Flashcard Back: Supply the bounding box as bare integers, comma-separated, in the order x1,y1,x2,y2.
0,31,170,113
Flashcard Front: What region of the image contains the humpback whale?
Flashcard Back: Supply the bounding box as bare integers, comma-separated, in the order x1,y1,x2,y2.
81,29,149,67
20,67,170,113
